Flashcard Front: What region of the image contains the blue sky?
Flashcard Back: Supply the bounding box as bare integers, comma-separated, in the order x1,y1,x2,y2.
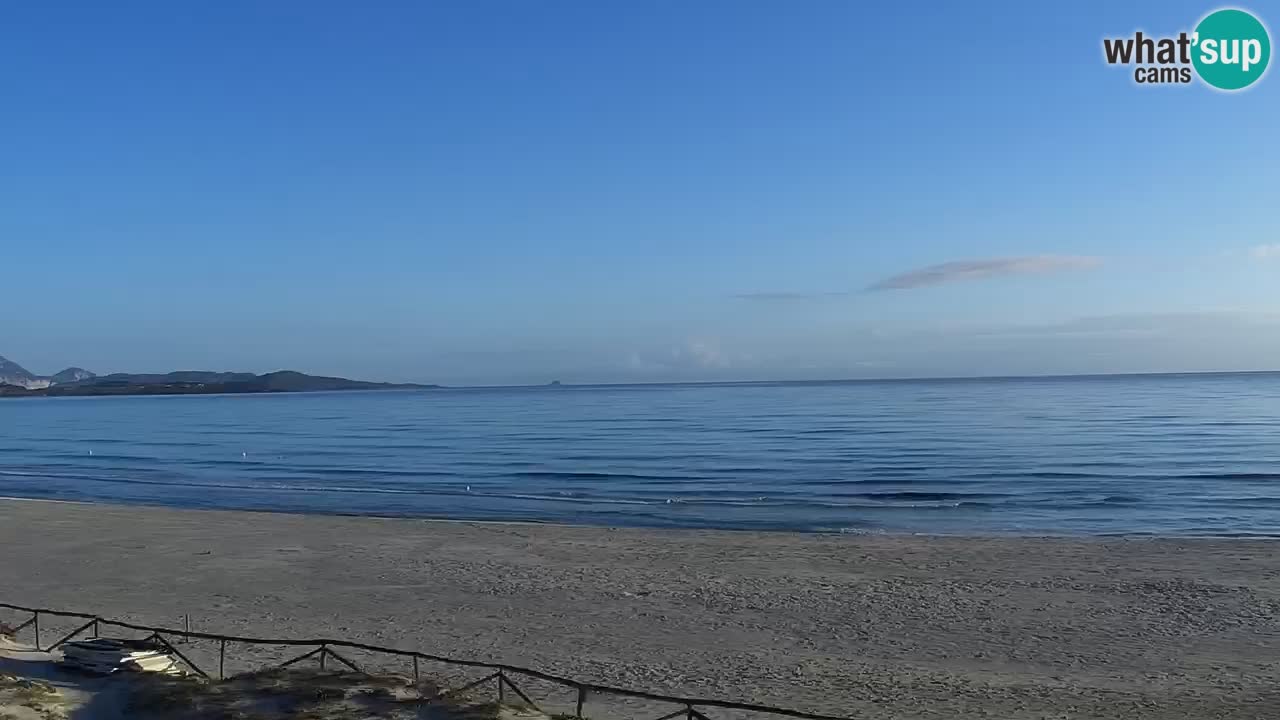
4,1,1278,384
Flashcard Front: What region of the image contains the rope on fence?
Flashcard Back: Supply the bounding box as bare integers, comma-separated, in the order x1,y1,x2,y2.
0,600,852,720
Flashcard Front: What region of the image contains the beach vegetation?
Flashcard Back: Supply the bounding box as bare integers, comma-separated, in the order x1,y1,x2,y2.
121,668,548,720
0,674,67,720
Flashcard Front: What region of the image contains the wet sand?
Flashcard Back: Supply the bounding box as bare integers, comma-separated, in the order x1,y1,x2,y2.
1,499,1278,719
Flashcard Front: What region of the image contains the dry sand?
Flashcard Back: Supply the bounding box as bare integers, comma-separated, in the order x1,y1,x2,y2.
1,499,1278,719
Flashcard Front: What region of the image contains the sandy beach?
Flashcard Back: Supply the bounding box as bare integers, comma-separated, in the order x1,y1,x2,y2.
1,499,1278,719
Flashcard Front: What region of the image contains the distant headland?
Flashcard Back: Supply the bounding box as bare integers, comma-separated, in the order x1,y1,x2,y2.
0,353,436,398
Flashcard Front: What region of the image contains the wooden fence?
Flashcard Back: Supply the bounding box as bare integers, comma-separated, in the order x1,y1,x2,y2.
1,601,849,720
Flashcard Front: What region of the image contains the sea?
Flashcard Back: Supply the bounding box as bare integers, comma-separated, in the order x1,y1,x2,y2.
2,373,1280,536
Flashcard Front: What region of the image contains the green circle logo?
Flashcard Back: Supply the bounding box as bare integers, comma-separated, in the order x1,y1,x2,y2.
1193,8,1271,90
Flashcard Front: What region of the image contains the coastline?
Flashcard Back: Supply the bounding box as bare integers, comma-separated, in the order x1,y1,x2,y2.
2,499,1278,719
5,495,1280,540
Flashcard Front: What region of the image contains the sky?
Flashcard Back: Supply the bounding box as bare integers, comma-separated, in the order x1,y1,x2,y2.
3,1,1278,385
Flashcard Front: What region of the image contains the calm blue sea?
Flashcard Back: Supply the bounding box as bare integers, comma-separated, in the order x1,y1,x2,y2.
3,374,1280,536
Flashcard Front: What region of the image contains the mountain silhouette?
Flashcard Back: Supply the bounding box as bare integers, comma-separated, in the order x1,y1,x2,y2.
0,353,436,397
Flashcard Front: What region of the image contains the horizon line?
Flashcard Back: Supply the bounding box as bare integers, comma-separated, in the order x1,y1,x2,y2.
444,368,1280,390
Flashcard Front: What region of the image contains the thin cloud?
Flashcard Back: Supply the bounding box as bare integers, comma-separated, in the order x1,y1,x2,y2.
1250,244,1280,260
626,339,734,373
969,311,1280,340
869,255,1102,291
736,291,850,302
